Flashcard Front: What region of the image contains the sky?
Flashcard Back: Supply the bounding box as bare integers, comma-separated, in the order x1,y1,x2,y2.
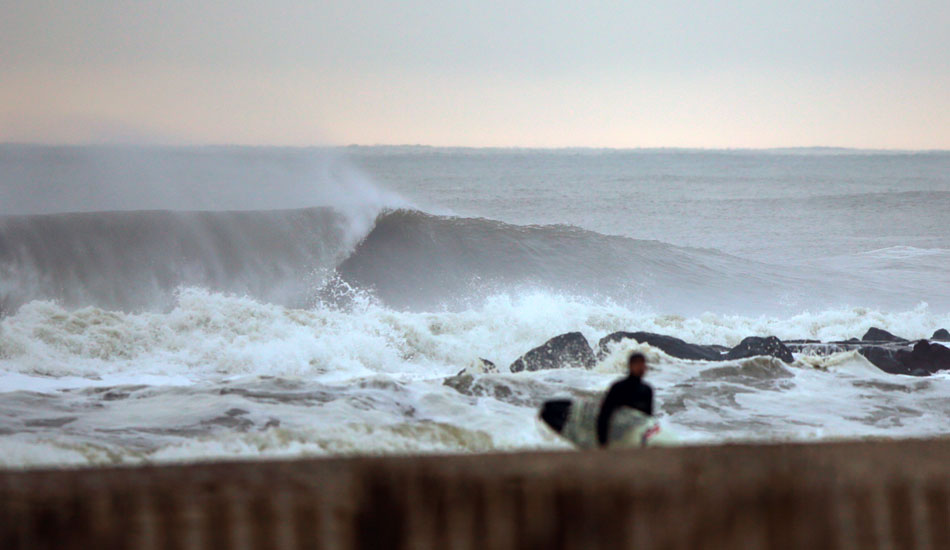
1,1,949,149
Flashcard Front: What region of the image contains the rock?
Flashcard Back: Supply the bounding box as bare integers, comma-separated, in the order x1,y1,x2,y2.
455,358,498,376
859,340,950,376
858,347,919,376
784,342,857,356
725,336,794,364
479,358,499,373
597,332,724,362
913,340,950,372
861,327,906,343
933,329,950,341
442,374,537,404
510,332,596,372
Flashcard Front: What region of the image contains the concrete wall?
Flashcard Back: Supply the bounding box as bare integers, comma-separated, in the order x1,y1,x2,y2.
3,439,950,549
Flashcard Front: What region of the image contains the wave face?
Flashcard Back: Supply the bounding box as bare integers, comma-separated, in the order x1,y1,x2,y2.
0,208,350,313
3,206,945,316
335,210,816,314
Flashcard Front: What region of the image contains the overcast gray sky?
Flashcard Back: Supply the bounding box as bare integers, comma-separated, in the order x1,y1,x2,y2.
2,1,948,148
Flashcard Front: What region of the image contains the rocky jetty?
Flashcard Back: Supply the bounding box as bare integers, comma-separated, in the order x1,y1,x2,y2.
509,332,596,372
458,326,950,383
597,332,792,364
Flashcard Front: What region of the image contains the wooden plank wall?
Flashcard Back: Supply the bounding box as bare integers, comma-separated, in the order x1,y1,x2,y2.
2,439,950,549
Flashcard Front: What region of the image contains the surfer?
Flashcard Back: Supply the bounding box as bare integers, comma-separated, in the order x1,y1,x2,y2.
596,353,653,447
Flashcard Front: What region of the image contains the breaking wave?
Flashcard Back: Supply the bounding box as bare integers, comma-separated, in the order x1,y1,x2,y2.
5,206,938,317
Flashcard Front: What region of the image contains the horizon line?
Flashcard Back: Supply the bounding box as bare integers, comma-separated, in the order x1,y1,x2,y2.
2,141,949,154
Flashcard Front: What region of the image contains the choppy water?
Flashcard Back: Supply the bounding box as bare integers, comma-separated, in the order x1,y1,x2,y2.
1,145,949,468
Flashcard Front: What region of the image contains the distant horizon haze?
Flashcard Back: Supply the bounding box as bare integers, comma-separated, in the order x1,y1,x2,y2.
2,2,948,149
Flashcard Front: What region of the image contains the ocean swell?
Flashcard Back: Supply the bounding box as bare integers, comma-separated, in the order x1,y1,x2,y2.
2,206,945,317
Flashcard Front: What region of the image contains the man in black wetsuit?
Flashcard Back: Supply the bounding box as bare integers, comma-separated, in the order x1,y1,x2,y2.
596,352,653,447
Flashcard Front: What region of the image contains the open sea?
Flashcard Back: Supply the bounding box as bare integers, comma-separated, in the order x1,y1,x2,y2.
1,145,949,468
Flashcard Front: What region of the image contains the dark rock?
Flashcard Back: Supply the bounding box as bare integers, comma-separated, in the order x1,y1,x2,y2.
510,332,596,372
859,340,950,376
725,336,794,364
914,340,950,371
858,347,915,376
861,327,906,342
933,329,950,341
597,331,724,362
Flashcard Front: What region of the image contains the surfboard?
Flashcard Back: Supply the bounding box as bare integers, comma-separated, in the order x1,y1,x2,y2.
539,397,678,449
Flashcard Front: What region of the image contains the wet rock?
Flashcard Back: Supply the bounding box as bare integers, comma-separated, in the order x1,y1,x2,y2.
597,331,724,362
442,374,523,404
725,336,794,364
913,340,950,372
858,346,914,375
478,358,498,373
510,332,596,372
861,327,906,343
456,358,498,376
784,342,857,356
859,340,950,376
933,329,950,341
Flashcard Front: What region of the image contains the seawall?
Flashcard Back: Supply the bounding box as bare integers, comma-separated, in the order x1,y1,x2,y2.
3,439,950,549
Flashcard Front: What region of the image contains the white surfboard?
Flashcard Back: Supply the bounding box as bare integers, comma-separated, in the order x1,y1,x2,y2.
540,397,678,449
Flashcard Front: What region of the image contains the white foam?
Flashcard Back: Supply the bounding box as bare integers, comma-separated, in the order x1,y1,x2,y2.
2,290,948,380
2,290,950,468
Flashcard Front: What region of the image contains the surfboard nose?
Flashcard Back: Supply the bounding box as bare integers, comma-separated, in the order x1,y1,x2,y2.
539,400,572,432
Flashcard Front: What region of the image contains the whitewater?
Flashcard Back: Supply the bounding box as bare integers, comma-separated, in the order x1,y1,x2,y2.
1,145,949,468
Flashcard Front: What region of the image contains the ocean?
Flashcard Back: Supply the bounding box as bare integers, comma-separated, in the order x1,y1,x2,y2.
1,144,949,468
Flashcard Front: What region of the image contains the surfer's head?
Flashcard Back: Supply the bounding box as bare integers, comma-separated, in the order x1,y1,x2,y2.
627,353,647,377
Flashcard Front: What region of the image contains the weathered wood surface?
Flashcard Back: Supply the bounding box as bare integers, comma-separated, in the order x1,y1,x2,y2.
3,439,950,549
